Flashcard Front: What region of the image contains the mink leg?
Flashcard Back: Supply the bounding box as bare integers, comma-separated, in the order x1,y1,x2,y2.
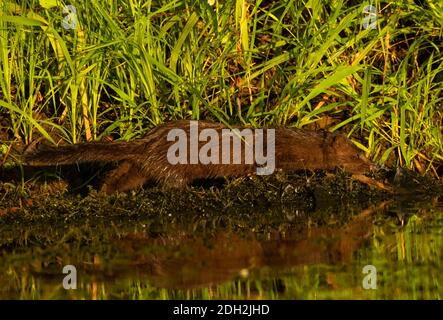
100,161,150,194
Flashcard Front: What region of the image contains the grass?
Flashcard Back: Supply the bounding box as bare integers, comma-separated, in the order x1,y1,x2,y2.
0,0,442,176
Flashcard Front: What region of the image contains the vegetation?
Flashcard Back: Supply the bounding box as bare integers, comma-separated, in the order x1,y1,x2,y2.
0,0,442,176
0,0,443,300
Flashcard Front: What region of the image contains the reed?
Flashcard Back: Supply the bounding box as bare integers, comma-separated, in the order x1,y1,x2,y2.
0,0,442,176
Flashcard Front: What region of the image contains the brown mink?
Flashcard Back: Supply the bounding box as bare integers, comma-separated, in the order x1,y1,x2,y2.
24,120,376,194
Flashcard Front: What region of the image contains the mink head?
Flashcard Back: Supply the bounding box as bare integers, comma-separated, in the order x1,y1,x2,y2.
331,134,376,174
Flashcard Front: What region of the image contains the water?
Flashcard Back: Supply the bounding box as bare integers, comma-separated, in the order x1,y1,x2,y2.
0,196,442,299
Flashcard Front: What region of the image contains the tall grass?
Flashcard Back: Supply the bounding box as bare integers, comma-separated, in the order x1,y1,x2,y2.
0,0,442,176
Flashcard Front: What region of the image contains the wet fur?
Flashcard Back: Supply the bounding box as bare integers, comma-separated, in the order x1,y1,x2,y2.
24,120,375,194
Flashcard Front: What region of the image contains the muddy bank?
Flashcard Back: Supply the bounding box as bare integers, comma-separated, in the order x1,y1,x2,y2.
0,168,442,235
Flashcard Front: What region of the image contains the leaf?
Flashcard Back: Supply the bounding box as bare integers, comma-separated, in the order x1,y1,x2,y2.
0,15,43,26
39,0,59,9
0,100,56,144
292,65,362,118
169,12,199,73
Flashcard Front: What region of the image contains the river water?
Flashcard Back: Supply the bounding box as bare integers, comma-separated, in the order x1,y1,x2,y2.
0,193,442,299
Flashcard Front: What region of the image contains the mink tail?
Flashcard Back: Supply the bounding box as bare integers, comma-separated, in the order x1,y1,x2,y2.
23,141,144,166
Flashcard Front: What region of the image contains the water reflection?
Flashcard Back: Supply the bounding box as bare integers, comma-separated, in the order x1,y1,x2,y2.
0,199,441,299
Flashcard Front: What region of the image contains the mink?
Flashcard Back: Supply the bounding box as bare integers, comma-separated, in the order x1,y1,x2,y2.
23,120,376,194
